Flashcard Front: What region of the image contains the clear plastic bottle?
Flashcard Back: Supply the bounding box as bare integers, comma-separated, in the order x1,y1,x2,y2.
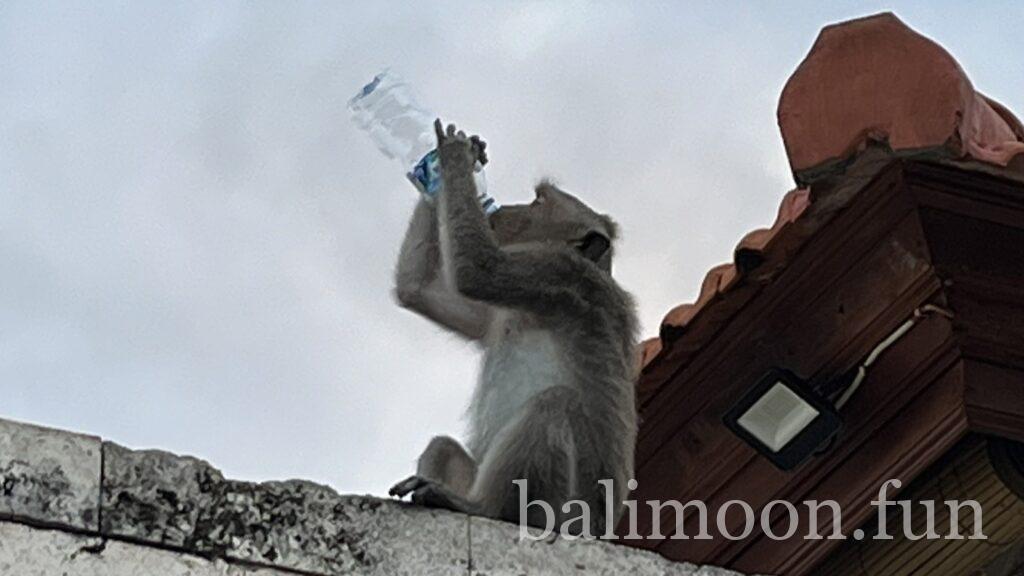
348,70,499,215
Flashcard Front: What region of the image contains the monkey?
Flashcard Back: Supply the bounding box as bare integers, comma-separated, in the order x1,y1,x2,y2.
389,119,638,536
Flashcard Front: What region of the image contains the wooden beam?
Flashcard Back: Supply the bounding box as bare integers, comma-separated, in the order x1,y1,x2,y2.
965,359,1024,444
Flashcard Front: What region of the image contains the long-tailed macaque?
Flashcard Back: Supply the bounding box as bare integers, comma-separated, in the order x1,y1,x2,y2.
389,120,638,535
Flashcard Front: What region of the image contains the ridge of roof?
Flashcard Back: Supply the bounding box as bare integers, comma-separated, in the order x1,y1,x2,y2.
637,13,1024,404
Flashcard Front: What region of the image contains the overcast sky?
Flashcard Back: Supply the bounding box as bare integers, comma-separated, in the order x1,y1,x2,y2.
2,2,1021,496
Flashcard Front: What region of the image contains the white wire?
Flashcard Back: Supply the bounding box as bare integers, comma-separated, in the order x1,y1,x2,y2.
863,318,916,367
834,367,866,409
833,305,952,409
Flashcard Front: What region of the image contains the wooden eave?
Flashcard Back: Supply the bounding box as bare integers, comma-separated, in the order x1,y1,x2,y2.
626,157,1024,576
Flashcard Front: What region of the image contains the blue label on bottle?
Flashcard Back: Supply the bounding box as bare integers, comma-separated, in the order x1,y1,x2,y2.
411,149,443,198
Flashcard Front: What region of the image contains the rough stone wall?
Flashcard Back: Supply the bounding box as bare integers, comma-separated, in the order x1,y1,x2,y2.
0,416,748,575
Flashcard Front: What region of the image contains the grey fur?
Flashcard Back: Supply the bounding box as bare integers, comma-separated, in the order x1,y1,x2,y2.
390,121,638,536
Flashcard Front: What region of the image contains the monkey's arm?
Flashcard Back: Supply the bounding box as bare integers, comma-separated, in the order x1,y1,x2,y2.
394,198,492,340
435,121,592,316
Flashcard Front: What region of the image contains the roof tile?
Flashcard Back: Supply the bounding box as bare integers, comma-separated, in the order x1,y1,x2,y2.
778,13,1024,185
651,187,807,360
638,13,1024,396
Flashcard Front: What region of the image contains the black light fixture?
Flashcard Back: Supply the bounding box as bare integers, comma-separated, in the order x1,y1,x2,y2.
723,305,953,471
723,368,842,471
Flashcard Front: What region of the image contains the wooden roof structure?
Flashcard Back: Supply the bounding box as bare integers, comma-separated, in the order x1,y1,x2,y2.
625,13,1024,575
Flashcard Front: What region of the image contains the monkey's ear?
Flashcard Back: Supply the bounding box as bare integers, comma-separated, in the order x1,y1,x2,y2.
578,232,611,264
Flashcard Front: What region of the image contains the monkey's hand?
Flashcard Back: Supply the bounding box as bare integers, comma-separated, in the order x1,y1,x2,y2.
434,119,487,172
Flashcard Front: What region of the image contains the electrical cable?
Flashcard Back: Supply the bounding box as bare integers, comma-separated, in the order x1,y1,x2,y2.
833,304,953,409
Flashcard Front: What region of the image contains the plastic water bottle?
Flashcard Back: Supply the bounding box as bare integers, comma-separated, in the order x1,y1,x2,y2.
348,70,499,215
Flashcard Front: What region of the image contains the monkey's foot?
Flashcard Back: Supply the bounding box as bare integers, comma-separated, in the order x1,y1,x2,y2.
388,475,468,513
388,475,426,498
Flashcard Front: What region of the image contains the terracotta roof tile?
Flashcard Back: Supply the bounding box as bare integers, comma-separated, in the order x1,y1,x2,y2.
637,13,1024,403
638,337,663,370
778,13,1024,185
646,187,808,364
735,188,811,271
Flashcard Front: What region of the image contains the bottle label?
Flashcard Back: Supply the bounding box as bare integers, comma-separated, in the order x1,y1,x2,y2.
410,149,443,198
409,149,501,215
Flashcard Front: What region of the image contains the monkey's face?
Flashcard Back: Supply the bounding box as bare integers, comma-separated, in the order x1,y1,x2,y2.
489,182,616,272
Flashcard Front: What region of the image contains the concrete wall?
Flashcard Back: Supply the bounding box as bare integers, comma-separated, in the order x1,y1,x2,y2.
0,416,748,575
